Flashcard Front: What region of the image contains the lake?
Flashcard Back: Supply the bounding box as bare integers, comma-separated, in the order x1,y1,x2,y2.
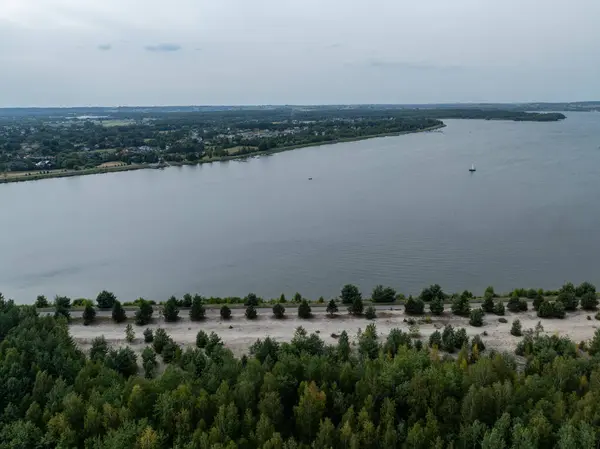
1,112,599,303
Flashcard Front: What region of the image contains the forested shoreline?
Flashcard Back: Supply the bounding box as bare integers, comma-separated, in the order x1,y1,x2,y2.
1,282,599,447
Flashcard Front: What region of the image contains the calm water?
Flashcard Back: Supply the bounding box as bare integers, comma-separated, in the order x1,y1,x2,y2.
1,113,600,303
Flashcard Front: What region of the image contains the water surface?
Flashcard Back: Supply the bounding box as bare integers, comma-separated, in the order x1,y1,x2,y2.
1,113,599,302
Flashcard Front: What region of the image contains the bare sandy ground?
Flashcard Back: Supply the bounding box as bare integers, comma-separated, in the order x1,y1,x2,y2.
70,304,600,357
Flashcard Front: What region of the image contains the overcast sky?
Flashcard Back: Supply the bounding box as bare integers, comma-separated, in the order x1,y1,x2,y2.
1,0,599,107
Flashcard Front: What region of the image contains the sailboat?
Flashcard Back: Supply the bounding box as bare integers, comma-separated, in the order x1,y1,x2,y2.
469,163,476,172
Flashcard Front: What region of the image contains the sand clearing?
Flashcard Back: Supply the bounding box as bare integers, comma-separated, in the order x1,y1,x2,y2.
70,304,600,357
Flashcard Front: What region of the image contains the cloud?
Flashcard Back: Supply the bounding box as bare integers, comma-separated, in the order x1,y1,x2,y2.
97,44,112,51
144,43,181,52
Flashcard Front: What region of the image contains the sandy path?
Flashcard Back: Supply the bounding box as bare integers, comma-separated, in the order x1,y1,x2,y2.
70,304,600,357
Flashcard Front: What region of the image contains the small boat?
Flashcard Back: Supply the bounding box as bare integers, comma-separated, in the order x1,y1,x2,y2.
308,177,313,180
469,164,476,172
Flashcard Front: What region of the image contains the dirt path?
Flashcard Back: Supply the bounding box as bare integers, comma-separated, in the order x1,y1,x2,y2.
70,304,600,357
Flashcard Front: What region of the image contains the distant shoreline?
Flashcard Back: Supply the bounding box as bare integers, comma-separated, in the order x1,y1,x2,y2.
0,123,446,185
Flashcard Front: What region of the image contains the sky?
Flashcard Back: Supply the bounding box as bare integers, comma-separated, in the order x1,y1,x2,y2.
0,0,599,107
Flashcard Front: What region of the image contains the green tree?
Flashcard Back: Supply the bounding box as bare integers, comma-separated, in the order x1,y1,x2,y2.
341,284,362,304
511,319,522,336
293,292,303,303
112,300,127,323
83,303,96,325
273,303,286,319
469,308,484,327
220,305,232,319
557,282,578,311
246,305,258,320
54,295,71,321
482,293,495,313
337,330,351,361
279,293,287,303
326,299,338,316
125,323,135,342
580,292,599,311
162,296,180,322
135,299,154,325
294,382,326,442
90,335,109,361
245,292,259,307
348,297,364,316
189,295,206,321
405,296,425,315
298,300,312,319
420,284,444,302
365,306,376,319
143,328,154,343
493,301,505,316
576,281,596,298
196,330,208,348
451,293,471,316
105,347,138,377
429,296,444,315
96,290,117,309
371,285,396,303
35,294,49,308
429,330,442,348
182,293,193,308
153,328,171,353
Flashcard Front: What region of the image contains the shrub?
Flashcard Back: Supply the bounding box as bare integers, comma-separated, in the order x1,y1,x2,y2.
189,296,206,321
429,330,442,348
454,328,469,349
482,293,495,313
511,319,522,336
576,281,596,298
451,294,471,317
83,304,96,325
493,302,505,316
537,300,566,319
143,328,154,343
595,312,600,321
471,335,486,352
245,293,259,307
196,330,208,348
441,325,456,353
220,305,232,320
96,290,117,309
153,328,170,354
365,306,377,320
326,299,338,316
341,284,362,304
533,294,544,311
580,292,599,311
405,296,425,315
348,297,364,316
245,305,258,320
506,295,521,313
125,324,135,343
420,284,444,302
469,308,484,327
557,291,578,311
35,295,49,308
273,303,286,319
371,285,396,303
429,296,444,315
518,299,528,311
162,296,180,322
112,300,127,323
298,300,312,319
526,288,538,299
135,299,153,326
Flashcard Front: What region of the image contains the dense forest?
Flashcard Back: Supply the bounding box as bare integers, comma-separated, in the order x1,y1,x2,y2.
2,285,600,448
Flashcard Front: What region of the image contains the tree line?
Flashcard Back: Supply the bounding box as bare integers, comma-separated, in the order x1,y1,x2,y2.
34,281,599,327
3,287,600,448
